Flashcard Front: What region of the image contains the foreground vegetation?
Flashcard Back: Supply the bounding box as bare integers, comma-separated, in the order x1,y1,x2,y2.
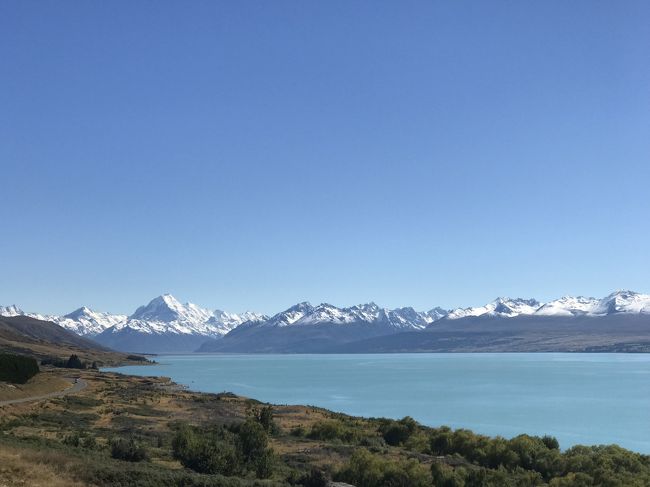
1,369,649,486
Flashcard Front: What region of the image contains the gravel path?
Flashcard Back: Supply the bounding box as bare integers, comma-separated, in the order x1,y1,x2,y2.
0,377,87,407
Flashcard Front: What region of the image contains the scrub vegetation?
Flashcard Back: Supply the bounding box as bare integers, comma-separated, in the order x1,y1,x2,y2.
1,369,649,486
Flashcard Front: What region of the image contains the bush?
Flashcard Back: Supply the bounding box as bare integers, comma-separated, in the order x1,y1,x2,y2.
0,353,39,384
235,419,269,462
308,419,360,443
295,469,329,487
431,462,465,487
173,421,275,479
62,432,81,447
110,437,147,462
308,420,346,441
379,416,417,446
335,448,430,487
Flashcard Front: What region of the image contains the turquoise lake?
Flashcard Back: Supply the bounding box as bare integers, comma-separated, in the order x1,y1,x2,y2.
105,353,650,453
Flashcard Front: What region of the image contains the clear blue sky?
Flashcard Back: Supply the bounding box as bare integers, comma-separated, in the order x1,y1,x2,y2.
1,1,649,316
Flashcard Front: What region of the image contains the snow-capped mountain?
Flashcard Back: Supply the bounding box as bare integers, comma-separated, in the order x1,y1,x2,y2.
3,289,650,353
446,298,541,320
56,307,128,336
0,303,126,336
93,294,267,353
593,290,650,315
257,302,431,330
0,305,24,317
442,291,650,320
534,290,650,318
0,305,59,326
0,294,265,352
105,294,266,337
207,310,267,334
425,307,449,323
534,296,601,317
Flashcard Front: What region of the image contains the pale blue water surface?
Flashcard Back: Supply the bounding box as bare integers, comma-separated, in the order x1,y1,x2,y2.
104,353,650,453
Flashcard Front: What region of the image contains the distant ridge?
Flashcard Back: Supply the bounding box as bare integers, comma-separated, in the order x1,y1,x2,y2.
3,290,650,353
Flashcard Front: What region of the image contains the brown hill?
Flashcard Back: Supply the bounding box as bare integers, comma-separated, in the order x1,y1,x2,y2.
0,315,127,365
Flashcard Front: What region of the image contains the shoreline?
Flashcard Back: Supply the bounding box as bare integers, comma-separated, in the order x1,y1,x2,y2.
105,353,650,454
1,363,649,485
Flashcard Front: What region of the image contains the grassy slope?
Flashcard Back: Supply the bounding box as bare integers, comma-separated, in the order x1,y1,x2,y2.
0,371,70,401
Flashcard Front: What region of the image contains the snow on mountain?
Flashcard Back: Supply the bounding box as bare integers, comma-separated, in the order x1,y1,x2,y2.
425,307,449,323
534,296,600,316
4,290,650,347
258,302,430,330
102,294,265,338
447,298,541,319
109,294,218,337
129,294,213,324
0,305,24,317
206,309,268,334
56,307,127,336
535,291,650,317
593,290,650,315
0,304,57,324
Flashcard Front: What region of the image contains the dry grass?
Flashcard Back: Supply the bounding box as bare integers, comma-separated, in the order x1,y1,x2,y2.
0,447,85,487
0,372,70,402
0,368,410,485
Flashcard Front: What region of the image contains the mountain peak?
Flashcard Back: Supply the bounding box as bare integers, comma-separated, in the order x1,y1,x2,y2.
596,290,650,314
129,294,189,322
64,306,95,319
0,304,24,317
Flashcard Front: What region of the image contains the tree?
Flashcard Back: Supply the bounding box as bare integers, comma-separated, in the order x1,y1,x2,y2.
0,353,39,384
236,419,268,462
542,435,560,450
65,354,85,369
380,417,418,446
258,405,275,433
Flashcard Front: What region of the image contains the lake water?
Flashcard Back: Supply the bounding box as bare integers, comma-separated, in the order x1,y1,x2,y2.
104,353,650,453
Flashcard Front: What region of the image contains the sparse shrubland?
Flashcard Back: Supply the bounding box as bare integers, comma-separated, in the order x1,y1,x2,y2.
1,368,649,486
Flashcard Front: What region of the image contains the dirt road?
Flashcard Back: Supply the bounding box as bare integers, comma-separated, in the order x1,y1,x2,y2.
0,377,87,407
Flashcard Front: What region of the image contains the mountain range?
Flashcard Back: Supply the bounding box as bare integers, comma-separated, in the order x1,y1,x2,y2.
1,290,649,353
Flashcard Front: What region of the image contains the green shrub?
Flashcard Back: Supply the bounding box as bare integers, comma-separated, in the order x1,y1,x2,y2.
62,432,81,447
294,469,329,487
309,420,343,441
0,353,39,384
335,448,430,487
110,437,147,462
379,416,417,446
173,421,275,479
258,405,275,433
235,419,269,462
